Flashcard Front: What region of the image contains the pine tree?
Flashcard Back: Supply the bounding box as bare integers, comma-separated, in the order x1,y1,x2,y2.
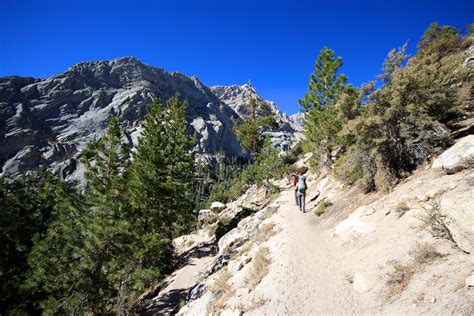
299,47,348,165
0,173,60,314
128,93,196,241
28,119,136,314
234,95,278,163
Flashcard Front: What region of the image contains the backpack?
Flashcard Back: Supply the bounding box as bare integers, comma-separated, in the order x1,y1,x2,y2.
297,176,306,192
290,175,297,187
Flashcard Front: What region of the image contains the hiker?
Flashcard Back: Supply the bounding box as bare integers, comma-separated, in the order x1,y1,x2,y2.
296,174,307,213
290,174,298,206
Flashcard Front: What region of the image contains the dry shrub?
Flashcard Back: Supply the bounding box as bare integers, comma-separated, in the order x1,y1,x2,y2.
384,261,415,299
238,241,254,256
246,247,271,287
252,223,277,244
236,223,276,257
396,200,410,218
411,242,443,265
206,223,218,237
208,268,234,313
384,243,443,300
416,198,453,241
209,268,231,294
208,289,235,314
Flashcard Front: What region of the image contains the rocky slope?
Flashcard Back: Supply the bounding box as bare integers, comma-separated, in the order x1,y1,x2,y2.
211,84,303,152
0,58,300,183
138,135,474,315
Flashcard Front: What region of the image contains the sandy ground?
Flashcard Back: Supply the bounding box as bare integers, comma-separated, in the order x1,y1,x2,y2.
249,187,366,315
149,169,474,315
248,170,474,315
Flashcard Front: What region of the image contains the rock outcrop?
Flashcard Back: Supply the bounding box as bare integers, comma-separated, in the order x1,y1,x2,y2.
439,178,474,253
432,135,474,173
211,84,303,152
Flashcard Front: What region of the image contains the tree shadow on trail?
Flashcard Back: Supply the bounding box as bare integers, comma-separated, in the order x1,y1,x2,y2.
176,240,218,268
141,288,188,315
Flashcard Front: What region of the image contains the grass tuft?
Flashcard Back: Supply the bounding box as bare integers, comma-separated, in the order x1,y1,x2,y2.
246,247,271,287
314,198,333,216
396,200,410,217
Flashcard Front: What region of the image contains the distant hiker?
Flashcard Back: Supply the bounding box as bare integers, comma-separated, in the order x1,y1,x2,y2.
296,175,307,213
290,174,298,205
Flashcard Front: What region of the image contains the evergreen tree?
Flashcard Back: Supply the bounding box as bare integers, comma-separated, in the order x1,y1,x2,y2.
378,43,408,85
128,93,196,241
299,47,348,166
28,119,135,314
234,95,278,163
335,23,470,192
0,173,59,314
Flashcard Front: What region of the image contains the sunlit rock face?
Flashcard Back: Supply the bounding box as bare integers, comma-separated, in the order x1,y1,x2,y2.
0,57,244,183
210,83,303,152
0,58,302,184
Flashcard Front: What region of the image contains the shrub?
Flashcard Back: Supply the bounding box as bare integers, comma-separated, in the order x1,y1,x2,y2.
209,268,232,294
411,242,442,265
416,199,453,241
246,247,271,287
396,200,410,218
314,198,333,216
384,242,442,300
385,261,415,299
333,24,469,192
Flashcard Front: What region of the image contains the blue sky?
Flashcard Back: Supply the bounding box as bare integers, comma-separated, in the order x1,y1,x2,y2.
1,0,472,114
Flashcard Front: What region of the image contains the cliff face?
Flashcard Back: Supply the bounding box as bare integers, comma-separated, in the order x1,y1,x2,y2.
0,57,247,183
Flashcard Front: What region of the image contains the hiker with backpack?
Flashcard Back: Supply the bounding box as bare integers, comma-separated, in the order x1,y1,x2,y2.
296,175,307,213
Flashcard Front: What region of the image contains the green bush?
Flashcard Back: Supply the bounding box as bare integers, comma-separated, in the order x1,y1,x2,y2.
333,23,470,192
314,198,333,216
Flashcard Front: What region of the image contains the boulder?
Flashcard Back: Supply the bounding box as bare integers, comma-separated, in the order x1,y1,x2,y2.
439,183,474,253
209,254,231,274
227,260,244,273
218,228,247,253
179,292,213,316
335,217,376,242
432,135,474,173
198,209,217,224
352,272,375,294
211,202,226,213
237,216,261,234
186,282,206,302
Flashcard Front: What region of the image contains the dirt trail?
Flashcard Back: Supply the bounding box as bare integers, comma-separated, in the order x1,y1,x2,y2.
144,241,216,315
250,187,369,314
247,170,474,315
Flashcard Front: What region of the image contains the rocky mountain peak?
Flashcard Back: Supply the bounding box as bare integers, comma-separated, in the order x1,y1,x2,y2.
0,58,303,184
210,84,303,151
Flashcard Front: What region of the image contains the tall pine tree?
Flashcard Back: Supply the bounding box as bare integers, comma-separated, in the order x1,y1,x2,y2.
299,47,348,166
28,118,137,314
128,93,196,241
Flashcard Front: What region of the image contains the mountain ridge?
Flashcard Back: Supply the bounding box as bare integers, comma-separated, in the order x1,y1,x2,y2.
0,57,302,183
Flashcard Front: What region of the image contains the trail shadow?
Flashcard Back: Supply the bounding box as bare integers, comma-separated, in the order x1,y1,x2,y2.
142,288,188,315
176,240,217,268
